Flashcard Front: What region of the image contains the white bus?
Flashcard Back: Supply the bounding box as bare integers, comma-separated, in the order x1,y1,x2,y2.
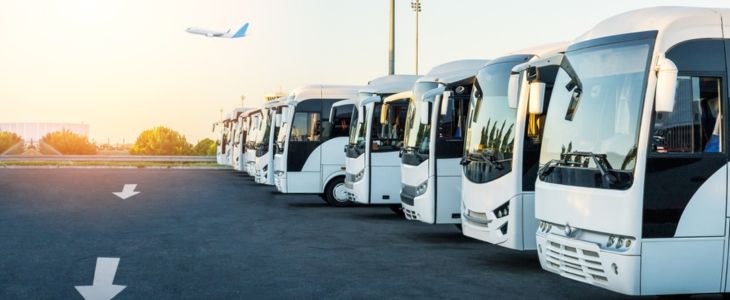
534,7,730,296
400,60,488,225
243,110,263,175
344,75,419,210
254,98,288,185
232,108,258,171
274,85,361,206
216,112,234,166
460,43,566,250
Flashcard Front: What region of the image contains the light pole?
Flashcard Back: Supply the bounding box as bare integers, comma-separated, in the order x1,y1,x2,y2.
240,95,246,107
410,0,421,75
388,0,395,75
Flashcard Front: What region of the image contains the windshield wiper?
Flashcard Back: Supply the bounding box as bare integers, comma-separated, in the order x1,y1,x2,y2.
461,151,510,170
563,151,618,185
537,159,563,179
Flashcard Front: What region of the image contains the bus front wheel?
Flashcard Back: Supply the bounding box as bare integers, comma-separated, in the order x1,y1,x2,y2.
323,177,352,207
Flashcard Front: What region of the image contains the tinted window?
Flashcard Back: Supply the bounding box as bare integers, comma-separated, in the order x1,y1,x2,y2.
290,112,321,142
652,76,722,153
372,100,409,152
330,105,353,138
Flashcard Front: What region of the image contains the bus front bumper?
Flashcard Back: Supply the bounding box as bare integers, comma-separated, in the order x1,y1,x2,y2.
536,232,640,295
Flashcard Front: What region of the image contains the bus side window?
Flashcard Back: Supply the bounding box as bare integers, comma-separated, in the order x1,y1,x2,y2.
330,105,352,138
291,112,322,142
652,76,722,153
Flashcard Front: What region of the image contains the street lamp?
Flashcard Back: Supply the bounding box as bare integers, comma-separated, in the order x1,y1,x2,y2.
410,0,421,75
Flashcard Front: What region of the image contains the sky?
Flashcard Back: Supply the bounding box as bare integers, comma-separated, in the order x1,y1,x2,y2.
2,0,730,144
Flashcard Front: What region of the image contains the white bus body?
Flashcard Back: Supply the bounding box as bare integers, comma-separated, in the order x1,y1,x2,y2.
254,99,288,185
344,75,419,207
243,110,262,175
232,108,257,171
400,60,488,224
460,43,567,250
533,7,730,296
216,112,234,166
274,85,361,206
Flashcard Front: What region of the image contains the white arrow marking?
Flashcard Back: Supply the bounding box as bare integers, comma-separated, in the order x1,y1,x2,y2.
75,257,126,300
113,184,140,200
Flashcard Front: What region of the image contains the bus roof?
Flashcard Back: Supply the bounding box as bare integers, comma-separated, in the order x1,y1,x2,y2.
574,6,728,53
287,84,362,104
509,42,568,59
418,59,489,85
332,98,356,108
360,74,420,94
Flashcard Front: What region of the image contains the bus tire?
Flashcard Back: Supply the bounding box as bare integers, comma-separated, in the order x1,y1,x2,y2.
323,176,351,207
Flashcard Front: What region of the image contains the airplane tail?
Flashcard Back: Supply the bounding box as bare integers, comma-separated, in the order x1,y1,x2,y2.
231,23,249,38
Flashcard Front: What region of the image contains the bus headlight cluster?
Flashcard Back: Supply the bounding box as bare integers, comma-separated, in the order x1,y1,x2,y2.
538,221,552,233
606,235,634,249
493,202,510,218
353,170,365,182
415,180,428,196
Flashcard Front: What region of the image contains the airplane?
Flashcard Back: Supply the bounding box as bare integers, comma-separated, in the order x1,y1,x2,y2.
186,23,249,39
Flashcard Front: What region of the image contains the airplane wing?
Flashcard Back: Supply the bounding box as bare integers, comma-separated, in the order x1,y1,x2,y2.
186,23,249,39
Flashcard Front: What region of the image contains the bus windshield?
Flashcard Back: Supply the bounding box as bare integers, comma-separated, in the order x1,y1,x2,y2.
539,38,653,187
348,105,366,147
404,81,439,154
463,61,520,183
255,110,271,146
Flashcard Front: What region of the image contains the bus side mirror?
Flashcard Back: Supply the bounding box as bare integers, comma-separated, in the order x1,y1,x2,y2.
380,103,389,125
281,107,291,123
655,57,678,113
528,82,546,114
507,74,520,109
419,101,431,124
275,114,282,127
440,92,454,116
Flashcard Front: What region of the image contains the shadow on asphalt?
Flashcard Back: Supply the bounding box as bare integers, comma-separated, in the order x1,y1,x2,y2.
406,231,480,244
287,202,329,208
471,250,543,273
348,211,404,221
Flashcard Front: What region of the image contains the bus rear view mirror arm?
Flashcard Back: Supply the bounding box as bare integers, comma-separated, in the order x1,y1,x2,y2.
655,56,678,113
421,86,446,103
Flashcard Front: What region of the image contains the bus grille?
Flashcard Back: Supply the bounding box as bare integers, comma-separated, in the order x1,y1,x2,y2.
544,239,608,284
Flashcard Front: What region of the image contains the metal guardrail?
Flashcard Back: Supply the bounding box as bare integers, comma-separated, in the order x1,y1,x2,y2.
0,155,217,162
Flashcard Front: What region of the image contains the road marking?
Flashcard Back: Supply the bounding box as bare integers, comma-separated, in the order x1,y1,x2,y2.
113,184,140,200
75,257,126,300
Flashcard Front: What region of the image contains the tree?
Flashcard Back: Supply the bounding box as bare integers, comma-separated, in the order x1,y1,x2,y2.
41,130,97,155
130,126,193,155
193,138,216,156
0,131,22,154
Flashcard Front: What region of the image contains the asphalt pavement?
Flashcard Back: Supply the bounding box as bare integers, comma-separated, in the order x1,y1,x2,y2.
0,169,663,299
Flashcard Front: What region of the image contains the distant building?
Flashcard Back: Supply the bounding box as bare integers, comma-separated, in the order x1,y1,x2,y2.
0,123,90,142
264,92,286,102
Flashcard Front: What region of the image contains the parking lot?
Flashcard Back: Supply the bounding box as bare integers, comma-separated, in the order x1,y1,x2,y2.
0,168,643,299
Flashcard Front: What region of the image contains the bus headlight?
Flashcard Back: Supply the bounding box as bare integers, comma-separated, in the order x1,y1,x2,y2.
606,234,634,250
353,170,365,182
415,180,428,196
